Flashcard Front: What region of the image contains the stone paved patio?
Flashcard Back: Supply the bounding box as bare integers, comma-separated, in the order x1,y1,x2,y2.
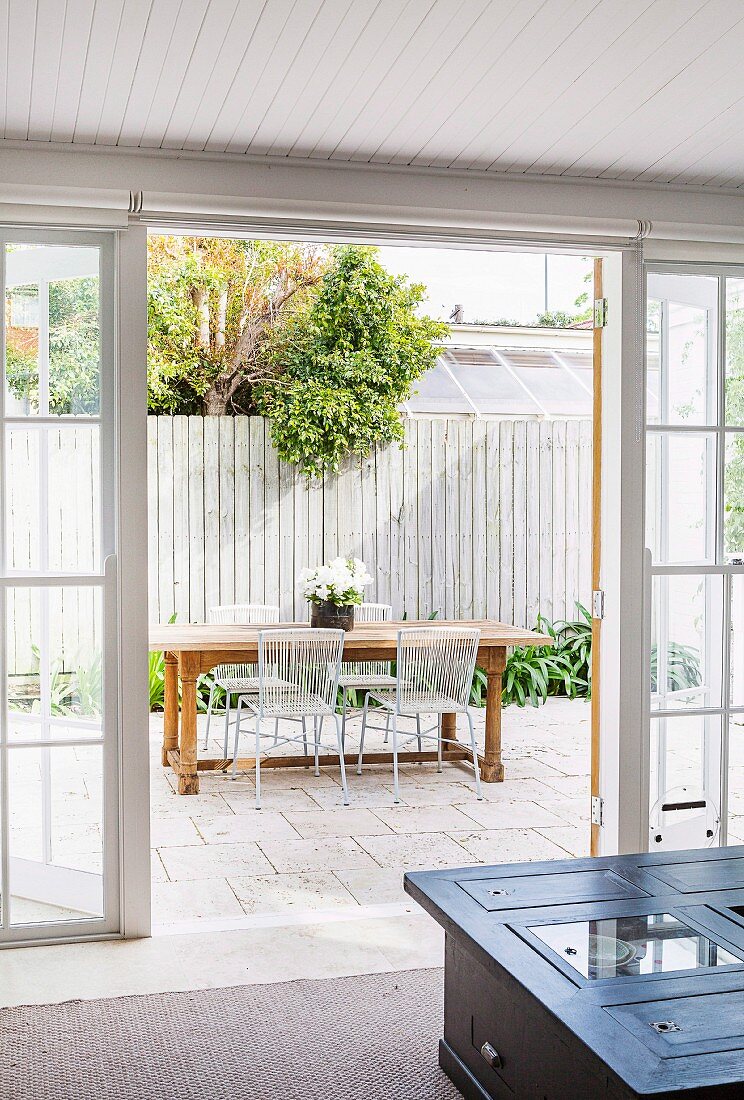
150,698,592,930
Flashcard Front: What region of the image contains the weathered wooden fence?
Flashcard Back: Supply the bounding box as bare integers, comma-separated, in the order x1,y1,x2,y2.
148,415,592,632
6,414,592,674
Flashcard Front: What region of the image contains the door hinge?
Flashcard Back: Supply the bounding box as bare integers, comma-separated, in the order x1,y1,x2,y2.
594,297,608,328
592,589,605,620
591,796,604,827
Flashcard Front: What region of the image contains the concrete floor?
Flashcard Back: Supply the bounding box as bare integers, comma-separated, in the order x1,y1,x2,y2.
0,699,591,1008
150,697,591,931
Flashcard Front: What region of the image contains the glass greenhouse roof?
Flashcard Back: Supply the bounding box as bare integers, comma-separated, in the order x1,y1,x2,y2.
407,344,593,417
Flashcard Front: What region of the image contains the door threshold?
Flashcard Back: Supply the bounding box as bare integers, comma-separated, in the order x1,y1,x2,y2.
152,900,419,937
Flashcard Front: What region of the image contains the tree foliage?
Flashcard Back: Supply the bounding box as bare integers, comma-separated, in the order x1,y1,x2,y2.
725,284,744,556
6,277,100,414
254,245,448,476
147,236,326,415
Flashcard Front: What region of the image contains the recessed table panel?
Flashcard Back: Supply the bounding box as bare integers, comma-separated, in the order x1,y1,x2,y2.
531,912,742,981
459,868,645,911
644,856,744,893
607,989,744,1058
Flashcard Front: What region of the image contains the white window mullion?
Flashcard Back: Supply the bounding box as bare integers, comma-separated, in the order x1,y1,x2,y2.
0,241,8,930
38,277,49,416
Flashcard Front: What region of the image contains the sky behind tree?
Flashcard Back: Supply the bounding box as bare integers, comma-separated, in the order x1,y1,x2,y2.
377,246,592,324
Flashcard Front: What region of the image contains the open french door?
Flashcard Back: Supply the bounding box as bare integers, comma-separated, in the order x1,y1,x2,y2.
643,263,744,853
0,230,120,944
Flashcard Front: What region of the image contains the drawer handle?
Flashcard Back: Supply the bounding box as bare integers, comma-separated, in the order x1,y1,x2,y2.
480,1042,503,1070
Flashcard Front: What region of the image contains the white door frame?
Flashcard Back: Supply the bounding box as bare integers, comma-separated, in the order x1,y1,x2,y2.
0,227,127,945
594,248,648,855
116,224,150,939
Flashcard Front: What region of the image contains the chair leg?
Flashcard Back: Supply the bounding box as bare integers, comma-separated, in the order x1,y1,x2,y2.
335,714,350,806
313,715,321,778
383,708,390,745
391,712,401,804
231,698,244,780
357,694,371,774
272,718,279,746
222,693,231,759
466,711,483,800
416,713,422,753
255,719,262,810
341,687,347,751
203,683,216,752
437,713,443,773
302,717,309,761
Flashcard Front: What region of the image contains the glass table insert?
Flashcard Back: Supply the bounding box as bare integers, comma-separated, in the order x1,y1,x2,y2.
532,912,742,980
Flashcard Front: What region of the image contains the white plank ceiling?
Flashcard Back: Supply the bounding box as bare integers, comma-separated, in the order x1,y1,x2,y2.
3,0,744,188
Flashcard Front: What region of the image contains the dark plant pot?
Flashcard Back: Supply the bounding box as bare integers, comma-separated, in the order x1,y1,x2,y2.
310,601,355,631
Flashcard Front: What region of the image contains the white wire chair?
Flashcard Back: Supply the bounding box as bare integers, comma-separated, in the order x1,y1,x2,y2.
233,628,349,809
202,604,281,753
337,602,399,746
357,625,482,803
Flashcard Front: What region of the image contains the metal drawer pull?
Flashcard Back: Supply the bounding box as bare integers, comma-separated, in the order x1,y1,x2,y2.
480,1042,503,1070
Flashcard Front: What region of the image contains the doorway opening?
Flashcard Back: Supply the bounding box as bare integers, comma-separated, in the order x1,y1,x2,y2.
144,235,597,935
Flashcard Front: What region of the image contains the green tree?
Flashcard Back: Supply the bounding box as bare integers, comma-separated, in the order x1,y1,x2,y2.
147,236,326,415
254,245,448,477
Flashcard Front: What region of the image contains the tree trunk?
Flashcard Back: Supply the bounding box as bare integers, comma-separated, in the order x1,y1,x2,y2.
202,379,233,415
216,290,227,348
191,287,210,349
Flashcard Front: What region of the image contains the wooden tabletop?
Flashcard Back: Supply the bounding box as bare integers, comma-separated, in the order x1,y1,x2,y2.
149,619,553,652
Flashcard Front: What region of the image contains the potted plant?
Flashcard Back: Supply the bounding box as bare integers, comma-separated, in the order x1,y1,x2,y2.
298,557,372,630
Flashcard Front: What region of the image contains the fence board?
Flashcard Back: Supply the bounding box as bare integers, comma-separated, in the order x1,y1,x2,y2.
156,416,174,622
512,420,527,628
404,420,418,619
248,418,265,606
187,417,205,624
218,417,235,608
499,420,514,626
539,420,553,622
172,416,190,621
234,417,250,604
444,422,459,619
417,419,433,617
471,420,487,620
430,419,447,619
565,420,581,621
526,420,541,628
552,419,567,621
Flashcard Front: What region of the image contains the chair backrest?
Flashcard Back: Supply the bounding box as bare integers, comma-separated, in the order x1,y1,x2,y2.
395,626,480,713
258,628,344,714
345,603,392,677
208,605,280,679
355,603,393,623
208,604,280,625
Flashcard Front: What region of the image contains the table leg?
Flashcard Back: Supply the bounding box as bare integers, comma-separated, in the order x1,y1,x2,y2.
441,712,457,744
162,652,179,767
481,651,506,782
178,652,200,795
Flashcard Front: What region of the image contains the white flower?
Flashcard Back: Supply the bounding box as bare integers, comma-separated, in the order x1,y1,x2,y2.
297,556,372,606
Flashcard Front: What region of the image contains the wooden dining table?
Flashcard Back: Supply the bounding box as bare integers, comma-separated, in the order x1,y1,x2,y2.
150,619,552,795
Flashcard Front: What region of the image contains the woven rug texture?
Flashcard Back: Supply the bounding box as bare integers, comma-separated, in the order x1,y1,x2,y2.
0,966,463,1099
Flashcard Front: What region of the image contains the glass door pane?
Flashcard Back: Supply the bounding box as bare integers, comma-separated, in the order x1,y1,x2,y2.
0,236,118,942
646,271,724,853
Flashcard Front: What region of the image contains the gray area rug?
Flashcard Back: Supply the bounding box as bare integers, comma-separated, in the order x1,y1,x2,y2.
0,967,462,1099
